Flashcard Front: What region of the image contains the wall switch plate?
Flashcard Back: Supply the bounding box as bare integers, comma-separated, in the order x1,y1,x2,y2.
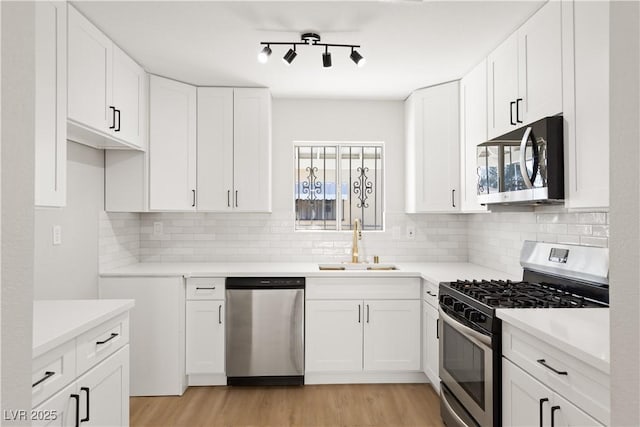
153,222,163,235
406,226,416,239
52,225,62,245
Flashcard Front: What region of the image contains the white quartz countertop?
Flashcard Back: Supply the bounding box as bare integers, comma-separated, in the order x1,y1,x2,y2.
497,307,610,373
33,299,135,358
100,262,520,283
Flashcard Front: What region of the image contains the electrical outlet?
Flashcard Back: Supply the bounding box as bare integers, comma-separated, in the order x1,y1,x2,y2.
153,222,163,235
406,226,416,239
52,225,62,245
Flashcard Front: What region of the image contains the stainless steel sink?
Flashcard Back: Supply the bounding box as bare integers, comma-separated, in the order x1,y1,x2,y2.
318,263,398,271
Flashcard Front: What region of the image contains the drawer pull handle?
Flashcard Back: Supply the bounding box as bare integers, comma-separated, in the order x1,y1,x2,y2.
32,371,55,388
96,333,119,345
539,398,549,427
551,405,561,427
71,394,80,427
196,287,216,290
537,359,568,375
80,387,90,422
426,291,436,297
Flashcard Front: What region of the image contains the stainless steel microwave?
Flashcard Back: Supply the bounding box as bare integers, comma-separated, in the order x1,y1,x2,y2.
476,116,564,205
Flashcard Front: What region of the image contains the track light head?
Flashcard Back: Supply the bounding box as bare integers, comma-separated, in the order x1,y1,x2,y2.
350,49,366,67
257,45,272,63
322,48,332,68
283,47,297,65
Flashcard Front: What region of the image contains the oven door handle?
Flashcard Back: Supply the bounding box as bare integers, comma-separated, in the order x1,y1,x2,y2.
439,308,492,347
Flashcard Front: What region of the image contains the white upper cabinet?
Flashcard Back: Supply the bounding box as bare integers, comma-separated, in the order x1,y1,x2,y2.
149,75,197,211
34,1,66,207
562,0,610,209
405,81,460,213
460,60,488,212
487,1,562,139
197,87,272,212
67,5,145,150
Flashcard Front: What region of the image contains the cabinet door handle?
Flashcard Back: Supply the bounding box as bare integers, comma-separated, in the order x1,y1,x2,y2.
192,189,196,207
436,318,440,339
451,189,456,208
426,291,436,297
96,333,118,345
218,304,223,324
539,398,549,427
358,304,361,323
235,190,238,207
32,371,55,388
551,405,560,427
227,190,231,207
537,359,568,375
196,286,215,290
366,304,370,323
510,101,516,125
114,109,121,132
516,98,523,123
109,106,116,129
71,394,80,427
80,387,90,422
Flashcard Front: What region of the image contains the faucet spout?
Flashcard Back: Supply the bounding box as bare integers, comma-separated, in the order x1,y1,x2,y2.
351,218,362,263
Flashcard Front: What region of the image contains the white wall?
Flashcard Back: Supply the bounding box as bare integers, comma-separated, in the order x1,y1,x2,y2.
1,2,35,421
610,1,640,424
34,142,104,299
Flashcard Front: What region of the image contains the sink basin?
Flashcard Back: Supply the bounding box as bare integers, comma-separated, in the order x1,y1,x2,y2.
318,263,398,271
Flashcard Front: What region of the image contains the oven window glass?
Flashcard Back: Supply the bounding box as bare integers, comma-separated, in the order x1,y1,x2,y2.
443,322,485,409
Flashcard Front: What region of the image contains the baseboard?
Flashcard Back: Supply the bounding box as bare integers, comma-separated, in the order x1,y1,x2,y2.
304,371,428,385
187,373,227,386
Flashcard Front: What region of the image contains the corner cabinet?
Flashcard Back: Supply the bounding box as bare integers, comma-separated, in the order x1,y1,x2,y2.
487,1,562,139
34,1,67,207
405,81,460,213
67,5,146,150
197,87,272,212
562,0,610,209
305,277,422,384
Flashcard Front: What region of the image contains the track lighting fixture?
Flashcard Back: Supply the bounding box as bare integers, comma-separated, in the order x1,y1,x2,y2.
257,45,272,63
258,32,365,68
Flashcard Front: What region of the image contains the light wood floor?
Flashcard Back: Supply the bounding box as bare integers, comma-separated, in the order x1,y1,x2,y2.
130,384,444,427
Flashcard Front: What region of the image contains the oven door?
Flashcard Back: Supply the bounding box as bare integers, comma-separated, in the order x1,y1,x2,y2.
439,308,493,427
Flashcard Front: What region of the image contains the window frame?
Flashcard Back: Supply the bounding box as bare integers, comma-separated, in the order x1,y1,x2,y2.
293,141,385,232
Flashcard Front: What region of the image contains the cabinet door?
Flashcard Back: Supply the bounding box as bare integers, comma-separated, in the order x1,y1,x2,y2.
196,87,234,211
518,1,562,124
487,34,518,139
305,300,363,372
35,1,66,207
186,300,225,374
67,5,112,133
32,382,77,427
406,82,460,213
562,0,610,209
364,300,421,371
149,75,197,211
551,392,605,427
423,303,439,389
112,46,145,148
233,88,272,212
503,358,552,427
76,345,129,427
460,60,488,212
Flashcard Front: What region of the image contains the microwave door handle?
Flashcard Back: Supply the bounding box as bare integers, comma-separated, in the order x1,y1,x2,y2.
519,127,535,189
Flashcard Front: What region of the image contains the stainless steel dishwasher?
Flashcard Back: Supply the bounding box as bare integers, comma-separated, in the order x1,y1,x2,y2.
225,277,305,386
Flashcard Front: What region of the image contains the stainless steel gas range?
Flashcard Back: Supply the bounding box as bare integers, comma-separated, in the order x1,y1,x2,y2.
437,241,609,427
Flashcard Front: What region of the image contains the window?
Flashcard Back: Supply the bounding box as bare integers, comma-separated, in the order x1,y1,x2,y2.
294,143,384,231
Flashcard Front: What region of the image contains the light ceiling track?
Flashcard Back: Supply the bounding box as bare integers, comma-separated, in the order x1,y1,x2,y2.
257,32,366,68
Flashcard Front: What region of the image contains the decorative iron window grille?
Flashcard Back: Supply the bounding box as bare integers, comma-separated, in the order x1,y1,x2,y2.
294,143,383,231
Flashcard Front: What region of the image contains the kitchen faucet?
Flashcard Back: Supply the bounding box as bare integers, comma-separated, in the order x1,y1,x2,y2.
351,218,362,263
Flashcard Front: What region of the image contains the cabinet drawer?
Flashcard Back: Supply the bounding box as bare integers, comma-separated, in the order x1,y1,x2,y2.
76,312,129,376
306,277,421,300
32,340,76,407
502,323,609,425
186,278,225,300
423,280,439,308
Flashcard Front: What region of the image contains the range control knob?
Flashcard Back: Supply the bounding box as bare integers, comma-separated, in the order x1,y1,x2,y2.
469,311,483,322
441,296,454,307
453,301,465,312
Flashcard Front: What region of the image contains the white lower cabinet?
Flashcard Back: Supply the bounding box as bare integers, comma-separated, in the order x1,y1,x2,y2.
422,302,439,390
503,358,603,427
186,300,225,375
32,382,77,427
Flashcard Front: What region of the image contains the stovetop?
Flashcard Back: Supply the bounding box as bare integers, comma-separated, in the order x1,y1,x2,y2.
447,279,606,309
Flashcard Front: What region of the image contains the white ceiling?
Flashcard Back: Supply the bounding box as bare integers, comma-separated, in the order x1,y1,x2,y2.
72,1,545,100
